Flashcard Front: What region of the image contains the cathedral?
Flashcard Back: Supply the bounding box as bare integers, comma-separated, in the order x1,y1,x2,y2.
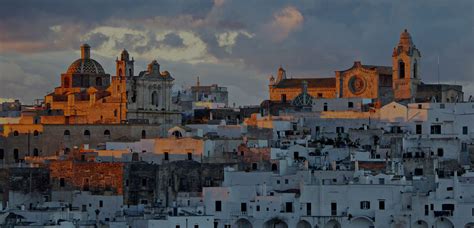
269,30,464,106
43,44,181,125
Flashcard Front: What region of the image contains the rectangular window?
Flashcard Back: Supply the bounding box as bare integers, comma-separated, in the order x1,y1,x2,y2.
462,143,467,152
187,152,192,160
241,203,247,212
360,201,370,210
440,103,445,109
418,104,422,109
379,200,385,210
0,149,3,160
281,94,287,103
430,125,442,134
348,102,354,108
306,203,311,215
416,124,422,134
425,205,429,216
331,202,337,216
463,126,468,135
285,179,289,184
215,201,222,212
437,148,444,157
164,152,169,160
194,225,199,228
256,205,260,211
336,127,345,134
99,200,103,208
317,93,323,98
285,202,293,212
142,178,147,187
60,178,65,187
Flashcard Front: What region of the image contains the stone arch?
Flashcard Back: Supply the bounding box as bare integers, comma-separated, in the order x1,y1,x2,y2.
264,218,288,228
235,218,253,228
413,220,428,228
324,219,341,228
13,131,19,136
435,217,454,228
296,220,311,228
33,130,39,136
350,216,374,228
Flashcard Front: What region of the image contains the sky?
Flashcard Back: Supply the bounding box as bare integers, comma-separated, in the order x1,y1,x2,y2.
0,0,473,105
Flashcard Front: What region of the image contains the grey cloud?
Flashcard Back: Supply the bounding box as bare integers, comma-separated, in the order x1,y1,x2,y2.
160,33,185,48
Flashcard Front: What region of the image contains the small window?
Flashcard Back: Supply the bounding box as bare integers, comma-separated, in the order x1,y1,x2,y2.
416,124,422,134
418,104,422,109
241,203,247,212
0,149,4,160
33,130,39,136
285,179,289,184
33,148,39,157
348,102,354,108
215,201,222,212
141,130,146,139
437,148,444,157
256,205,260,211
194,225,199,228
398,61,405,79
446,187,453,191
104,130,111,137
13,149,19,161
164,152,169,161
440,103,445,109
285,202,293,212
252,163,258,170
60,178,65,187
463,126,468,135
430,125,441,134
379,200,385,210
64,130,70,136
360,201,370,210
13,131,19,136
99,200,103,207
187,153,192,160
84,130,90,136
142,178,147,187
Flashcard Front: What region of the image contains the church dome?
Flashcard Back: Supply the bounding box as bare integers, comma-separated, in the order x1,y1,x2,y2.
398,29,413,47
67,58,105,74
66,44,105,74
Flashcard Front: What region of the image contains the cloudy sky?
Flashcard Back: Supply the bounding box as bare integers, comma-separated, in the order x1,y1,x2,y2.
0,0,473,105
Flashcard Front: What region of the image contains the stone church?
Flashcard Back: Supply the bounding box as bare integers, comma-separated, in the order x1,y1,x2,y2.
43,44,181,125
269,30,463,106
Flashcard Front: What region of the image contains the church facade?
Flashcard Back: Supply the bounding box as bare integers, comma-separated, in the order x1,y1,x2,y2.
268,30,463,106
43,44,180,125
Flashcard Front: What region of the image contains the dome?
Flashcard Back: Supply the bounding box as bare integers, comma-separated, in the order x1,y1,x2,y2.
398,29,413,47
66,44,105,74
66,58,105,74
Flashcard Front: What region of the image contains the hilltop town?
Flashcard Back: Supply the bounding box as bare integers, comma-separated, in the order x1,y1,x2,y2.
0,30,473,228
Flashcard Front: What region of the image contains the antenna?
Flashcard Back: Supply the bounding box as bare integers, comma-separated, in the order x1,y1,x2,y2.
437,55,440,84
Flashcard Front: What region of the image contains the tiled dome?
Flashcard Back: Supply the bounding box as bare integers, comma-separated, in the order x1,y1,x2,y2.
67,58,105,74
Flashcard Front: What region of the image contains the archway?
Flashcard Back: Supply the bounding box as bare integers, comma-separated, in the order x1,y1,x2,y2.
296,220,311,228
413,220,428,228
264,218,288,228
435,217,454,228
324,220,341,228
235,218,252,228
350,217,374,228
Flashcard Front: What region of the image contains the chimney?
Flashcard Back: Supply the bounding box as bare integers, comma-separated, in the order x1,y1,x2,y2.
81,44,91,59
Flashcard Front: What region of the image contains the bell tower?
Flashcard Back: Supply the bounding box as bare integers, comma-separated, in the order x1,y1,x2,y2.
392,29,421,101
116,49,134,77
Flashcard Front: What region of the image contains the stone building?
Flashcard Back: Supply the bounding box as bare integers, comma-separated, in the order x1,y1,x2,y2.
268,29,463,105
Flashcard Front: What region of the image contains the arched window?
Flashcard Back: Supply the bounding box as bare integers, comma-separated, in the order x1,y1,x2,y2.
141,130,146,139
129,69,132,76
399,61,405,79
84,130,90,137
118,69,123,77
323,103,328,111
272,163,278,171
413,60,418,79
114,109,118,117
96,77,102,86
33,148,39,157
64,147,71,155
151,91,158,106
13,131,19,136
172,131,182,138
104,130,111,137
33,130,39,136
64,130,70,136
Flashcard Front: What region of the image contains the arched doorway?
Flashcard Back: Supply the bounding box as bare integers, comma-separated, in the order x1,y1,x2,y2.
324,220,341,228
350,217,374,228
296,220,311,228
235,218,252,228
435,217,454,228
264,218,288,228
